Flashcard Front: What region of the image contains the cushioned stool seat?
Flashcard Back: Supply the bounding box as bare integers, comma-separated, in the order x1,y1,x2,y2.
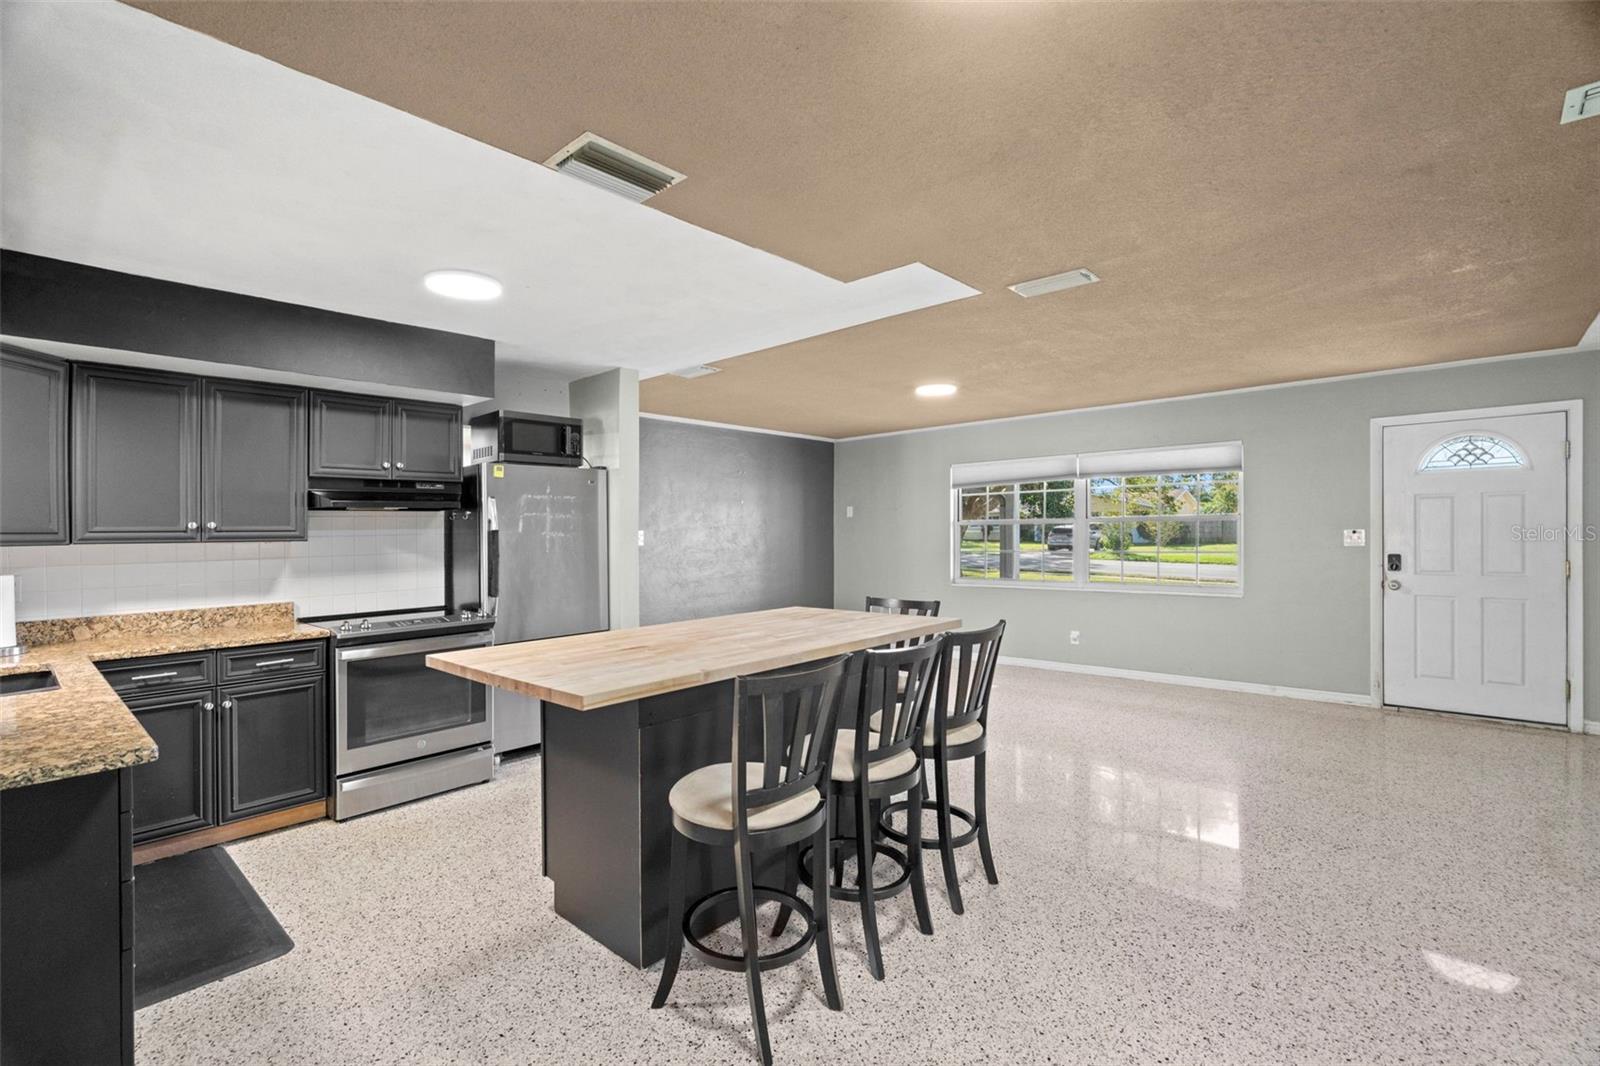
830,729,918,782
869,710,985,748
668,762,822,831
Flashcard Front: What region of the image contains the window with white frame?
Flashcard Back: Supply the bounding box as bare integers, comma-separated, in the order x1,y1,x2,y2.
951,442,1242,593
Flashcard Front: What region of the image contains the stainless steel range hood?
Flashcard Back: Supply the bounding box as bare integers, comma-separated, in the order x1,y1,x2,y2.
308,478,462,511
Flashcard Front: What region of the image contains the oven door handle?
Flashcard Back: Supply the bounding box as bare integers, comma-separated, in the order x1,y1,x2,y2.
337,631,493,662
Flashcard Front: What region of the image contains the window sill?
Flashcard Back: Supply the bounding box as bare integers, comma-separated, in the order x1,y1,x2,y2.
950,578,1243,598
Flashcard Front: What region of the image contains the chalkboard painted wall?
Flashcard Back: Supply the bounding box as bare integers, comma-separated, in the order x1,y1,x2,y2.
639,417,833,625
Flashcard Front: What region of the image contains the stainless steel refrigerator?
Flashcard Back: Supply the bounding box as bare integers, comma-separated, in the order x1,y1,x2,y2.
447,462,609,753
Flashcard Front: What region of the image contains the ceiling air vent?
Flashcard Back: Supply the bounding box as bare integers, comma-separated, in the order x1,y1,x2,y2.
545,133,685,203
1009,268,1100,298
670,365,722,380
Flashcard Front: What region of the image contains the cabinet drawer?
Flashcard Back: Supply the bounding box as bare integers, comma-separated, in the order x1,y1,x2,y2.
99,652,215,695
219,640,325,682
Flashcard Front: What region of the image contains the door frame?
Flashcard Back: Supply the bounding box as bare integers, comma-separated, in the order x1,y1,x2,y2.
1368,400,1584,732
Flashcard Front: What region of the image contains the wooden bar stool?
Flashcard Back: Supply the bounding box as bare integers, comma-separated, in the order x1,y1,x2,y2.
651,655,850,1066
785,638,942,980
878,620,1005,914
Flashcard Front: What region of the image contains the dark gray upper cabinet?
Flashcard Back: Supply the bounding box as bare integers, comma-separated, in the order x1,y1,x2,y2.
73,365,201,542
310,391,462,481
201,380,308,540
393,401,462,481
309,392,392,478
0,346,70,545
126,689,216,843
219,675,326,822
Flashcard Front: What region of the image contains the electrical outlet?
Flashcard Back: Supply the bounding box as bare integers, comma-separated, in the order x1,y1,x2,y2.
1343,529,1366,547
1069,630,1081,646
846,505,854,518
637,529,645,547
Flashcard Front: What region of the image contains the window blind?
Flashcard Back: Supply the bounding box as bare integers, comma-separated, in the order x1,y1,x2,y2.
1077,441,1242,477
950,453,1077,489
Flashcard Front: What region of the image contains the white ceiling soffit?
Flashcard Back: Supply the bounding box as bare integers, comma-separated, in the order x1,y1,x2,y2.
0,3,978,379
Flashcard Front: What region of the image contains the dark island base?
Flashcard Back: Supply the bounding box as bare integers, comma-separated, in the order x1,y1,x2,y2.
540,682,800,969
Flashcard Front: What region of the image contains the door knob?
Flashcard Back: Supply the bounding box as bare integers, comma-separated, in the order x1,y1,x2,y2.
1387,579,1401,591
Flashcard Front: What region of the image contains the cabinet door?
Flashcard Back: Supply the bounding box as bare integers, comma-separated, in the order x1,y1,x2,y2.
201,380,308,540
72,365,201,541
0,347,70,545
392,401,462,481
309,392,392,478
219,676,326,821
126,690,216,843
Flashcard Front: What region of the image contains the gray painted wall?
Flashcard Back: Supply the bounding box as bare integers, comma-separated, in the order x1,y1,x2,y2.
641,417,834,625
834,350,1600,724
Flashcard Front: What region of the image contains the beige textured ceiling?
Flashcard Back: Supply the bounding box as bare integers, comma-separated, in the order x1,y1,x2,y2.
131,1,1600,438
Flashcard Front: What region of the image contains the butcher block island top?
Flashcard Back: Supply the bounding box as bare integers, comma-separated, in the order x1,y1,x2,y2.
427,606,960,710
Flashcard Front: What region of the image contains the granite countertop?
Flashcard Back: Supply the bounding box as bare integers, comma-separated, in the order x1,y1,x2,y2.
0,602,329,790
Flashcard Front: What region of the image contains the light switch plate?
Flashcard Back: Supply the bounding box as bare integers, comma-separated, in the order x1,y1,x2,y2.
1343,529,1366,547
846,506,854,518
636,529,645,547
1560,81,1600,124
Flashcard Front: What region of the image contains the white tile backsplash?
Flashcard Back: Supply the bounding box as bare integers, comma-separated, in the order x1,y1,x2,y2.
0,512,446,622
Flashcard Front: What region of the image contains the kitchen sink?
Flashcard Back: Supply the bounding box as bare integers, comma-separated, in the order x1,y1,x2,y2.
0,670,59,695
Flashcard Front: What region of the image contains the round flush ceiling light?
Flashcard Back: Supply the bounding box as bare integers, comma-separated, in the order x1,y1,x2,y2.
423,269,503,302
915,383,958,398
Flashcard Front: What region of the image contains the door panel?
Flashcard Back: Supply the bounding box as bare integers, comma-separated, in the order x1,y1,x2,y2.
73,365,201,541
0,347,70,544
1382,411,1567,724
487,465,609,642
126,690,216,842
219,676,326,821
392,401,461,481
202,380,308,539
309,392,391,478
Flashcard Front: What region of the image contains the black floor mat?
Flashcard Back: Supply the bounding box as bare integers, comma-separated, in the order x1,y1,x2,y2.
133,847,294,1009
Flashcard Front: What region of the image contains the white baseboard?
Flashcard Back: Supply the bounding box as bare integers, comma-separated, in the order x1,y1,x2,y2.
997,655,1378,707
1586,721,1600,737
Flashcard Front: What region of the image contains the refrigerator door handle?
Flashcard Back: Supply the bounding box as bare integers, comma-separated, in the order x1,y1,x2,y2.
484,494,500,608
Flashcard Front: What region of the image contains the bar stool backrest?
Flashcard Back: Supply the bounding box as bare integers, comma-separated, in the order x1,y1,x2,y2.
732,654,851,833
865,596,942,649
931,620,1006,743
857,637,943,771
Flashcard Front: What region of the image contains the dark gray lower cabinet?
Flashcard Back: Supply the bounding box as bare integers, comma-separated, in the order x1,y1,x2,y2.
126,690,216,843
0,346,70,545
100,643,328,845
0,769,134,1066
219,675,326,822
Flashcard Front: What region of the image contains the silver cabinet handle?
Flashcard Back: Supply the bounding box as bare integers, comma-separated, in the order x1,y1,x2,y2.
130,671,178,682
396,462,406,469
206,521,217,530
254,657,296,668
186,521,198,531
222,699,234,709
203,701,215,711
381,461,391,469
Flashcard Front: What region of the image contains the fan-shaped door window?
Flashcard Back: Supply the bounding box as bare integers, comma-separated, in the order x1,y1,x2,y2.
1419,434,1526,471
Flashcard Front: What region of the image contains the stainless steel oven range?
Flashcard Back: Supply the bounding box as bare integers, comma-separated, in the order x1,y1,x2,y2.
308,608,498,820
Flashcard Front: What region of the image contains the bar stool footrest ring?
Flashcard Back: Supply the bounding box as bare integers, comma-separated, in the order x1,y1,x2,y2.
683,887,815,973
878,799,980,849
797,837,913,902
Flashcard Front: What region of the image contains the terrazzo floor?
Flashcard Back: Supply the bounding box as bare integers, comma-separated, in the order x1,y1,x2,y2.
135,667,1600,1065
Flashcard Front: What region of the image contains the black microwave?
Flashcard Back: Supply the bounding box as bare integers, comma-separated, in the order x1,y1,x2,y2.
468,411,584,467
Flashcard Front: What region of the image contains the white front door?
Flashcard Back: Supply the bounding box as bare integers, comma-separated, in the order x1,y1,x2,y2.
1382,411,1569,724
